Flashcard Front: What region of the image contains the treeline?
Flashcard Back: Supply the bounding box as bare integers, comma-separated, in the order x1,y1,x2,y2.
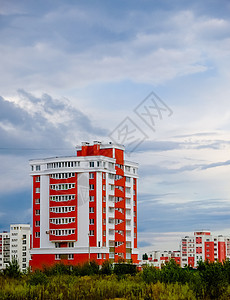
1,259,230,299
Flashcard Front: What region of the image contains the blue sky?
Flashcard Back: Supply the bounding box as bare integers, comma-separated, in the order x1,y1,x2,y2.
1,0,230,253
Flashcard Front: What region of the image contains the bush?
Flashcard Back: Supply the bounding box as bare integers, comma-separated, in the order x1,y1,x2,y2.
29,270,48,286
100,260,113,275
80,261,99,276
3,258,21,278
197,260,228,299
142,265,160,284
113,263,137,276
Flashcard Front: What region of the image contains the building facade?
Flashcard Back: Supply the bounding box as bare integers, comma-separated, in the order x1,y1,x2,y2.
0,224,31,272
143,250,181,268
29,142,138,270
180,231,230,268
10,224,31,272
0,232,10,270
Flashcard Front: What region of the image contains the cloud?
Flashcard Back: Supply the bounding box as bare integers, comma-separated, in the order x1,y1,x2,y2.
2,4,230,94
201,160,230,170
0,90,107,155
138,195,230,239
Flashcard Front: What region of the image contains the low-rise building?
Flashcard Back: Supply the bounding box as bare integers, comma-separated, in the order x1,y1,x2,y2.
142,250,181,268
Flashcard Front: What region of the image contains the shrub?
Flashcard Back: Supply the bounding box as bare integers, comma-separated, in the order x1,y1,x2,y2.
100,260,113,275
197,260,228,299
29,270,48,286
142,265,160,284
113,263,137,276
3,258,21,278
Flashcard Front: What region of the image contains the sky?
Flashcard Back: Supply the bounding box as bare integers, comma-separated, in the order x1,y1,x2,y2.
1,0,230,254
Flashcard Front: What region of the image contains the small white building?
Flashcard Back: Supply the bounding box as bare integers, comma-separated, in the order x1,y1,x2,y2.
10,224,31,272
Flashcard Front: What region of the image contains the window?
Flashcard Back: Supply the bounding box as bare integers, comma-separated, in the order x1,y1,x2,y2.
126,187,131,194
35,221,40,227
89,207,94,213
22,258,26,262
35,232,40,238
35,188,40,193
22,246,26,251
22,263,27,268
68,254,74,260
35,210,40,215
35,198,40,204
89,230,94,236
89,162,94,167
22,240,26,244
22,252,26,257
36,165,40,171
23,235,26,239
103,185,106,190
89,173,94,179
36,176,40,182
103,230,106,236
68,242,74,247
89,184,94,190
108,173,114,179
97,253,102,259
55,254,60,260
126,177,130,183
89,219,94,225
55,242,60,248
103,173,106,179
89,196,94,202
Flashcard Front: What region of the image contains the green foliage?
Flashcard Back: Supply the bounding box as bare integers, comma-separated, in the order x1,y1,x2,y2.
100,260,113,275
80,261,99,276
28,270,48,286
142,265,160,284
197,260,228,299
142,253,148,260
1,260,230,299
43,263,72,276
113,262,137,276
3,258,21,278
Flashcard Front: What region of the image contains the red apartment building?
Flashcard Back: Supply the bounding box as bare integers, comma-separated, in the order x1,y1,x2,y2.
29,142,138,270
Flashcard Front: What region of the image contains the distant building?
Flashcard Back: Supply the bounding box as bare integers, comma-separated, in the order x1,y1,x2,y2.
141,230,230,269
29,142,139,270
10,224,31,272
0,232,10,269
180,231,230,268
0,224,31,272
142,250,181,268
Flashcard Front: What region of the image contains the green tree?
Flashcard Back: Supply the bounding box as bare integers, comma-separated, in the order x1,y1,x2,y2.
142,253,148,260
4,258,21,278
100,260,113,275
197,260,228,299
